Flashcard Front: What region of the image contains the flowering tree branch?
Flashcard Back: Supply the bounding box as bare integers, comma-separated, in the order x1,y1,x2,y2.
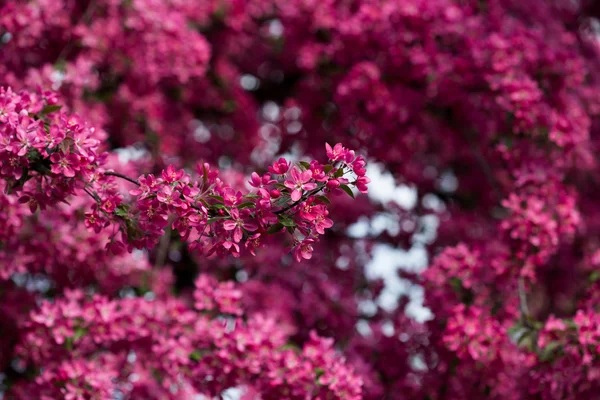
0,87,370,262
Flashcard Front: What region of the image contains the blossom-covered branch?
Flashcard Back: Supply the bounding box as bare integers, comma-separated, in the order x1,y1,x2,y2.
0,86,369,262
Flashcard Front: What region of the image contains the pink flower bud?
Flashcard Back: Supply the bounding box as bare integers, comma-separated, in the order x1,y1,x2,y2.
270,189,281,198
326,179,341,190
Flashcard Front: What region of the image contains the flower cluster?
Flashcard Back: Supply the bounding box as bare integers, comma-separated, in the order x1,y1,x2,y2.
0,87,103,210
442,304,505,363
4,0,600,398
501,180,581,279
12,284,363,399
1,86,369,262
422,244,484,318
101,141,367,259
0,87,368,397
527,311,600,399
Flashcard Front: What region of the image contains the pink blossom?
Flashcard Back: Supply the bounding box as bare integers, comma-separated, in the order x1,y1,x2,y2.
221,187,243,207
222,208,258,243
100,195,120,213
284,167,317,201
161,165,185,183
355,176,370,194
351,155,367,177
268,157,290,175
326,142,351,163
84,208,109,233
309,160,328,182
312,205,334,234
293,239,315,262
326,179,341,190
248,172,276,196
129,174,161,198
156,185,186,208
244,233,263,256
50,151,81,178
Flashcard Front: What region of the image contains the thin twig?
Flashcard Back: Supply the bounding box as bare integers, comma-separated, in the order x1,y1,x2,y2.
462,130,505,203
104,171,140,186
273,186,324,215
518,275,532,326
155,216,174,267
83,187,100,202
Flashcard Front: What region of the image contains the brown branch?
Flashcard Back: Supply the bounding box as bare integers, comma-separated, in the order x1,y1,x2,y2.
273,186,324,215
83,187,100,202
518,276,531,323
104,171,140,186
155,216,174,267
461,130,505,203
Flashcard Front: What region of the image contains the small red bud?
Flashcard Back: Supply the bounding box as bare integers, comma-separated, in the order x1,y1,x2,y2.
270,189,281,198
326,179,341,190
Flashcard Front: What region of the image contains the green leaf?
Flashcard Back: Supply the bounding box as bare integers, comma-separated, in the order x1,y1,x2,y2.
207,216,229,224
27,148,42,163
73,327,88,341
237,202,255,209
507,321,523,337
299,161,311,170
8,168,31,193
449,277,463,293
59,137,73,153
54,59,67,72
539,341,562,362
274,197,291,208
333,168,344,178
315,195,330,205
565,319,578,329
125,220,143,241
517,329,534,348
267,222,284,234
590,271,600,283
208,195,225,203
508,326,529,345
223,100,237,113
315,367,325,382
278,343,300,352
189,350,204,362
212,5,226,21
278,215,296,227
114,204,130,218
40,105,62,115
339,184,355,199
323,164,333,173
